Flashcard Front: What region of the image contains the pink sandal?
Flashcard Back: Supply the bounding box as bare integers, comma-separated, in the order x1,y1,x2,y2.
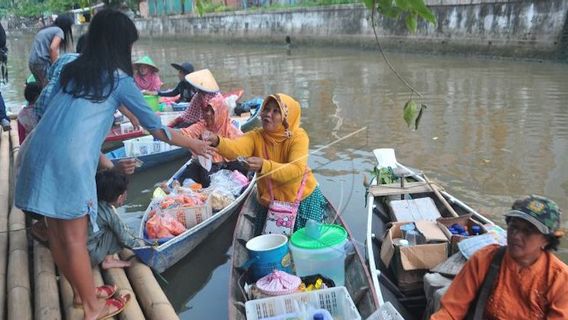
73,284,118,306
97,293,131,320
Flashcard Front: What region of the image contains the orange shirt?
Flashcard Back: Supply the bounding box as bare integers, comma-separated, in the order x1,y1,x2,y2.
431,245,568,320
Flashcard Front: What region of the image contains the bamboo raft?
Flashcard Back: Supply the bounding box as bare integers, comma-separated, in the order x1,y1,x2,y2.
0,120,179,320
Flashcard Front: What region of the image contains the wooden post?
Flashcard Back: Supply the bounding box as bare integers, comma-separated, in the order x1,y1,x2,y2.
101,256,145,320
0,130,11,319
33,241,61,320
7,122,32,320
119,250,179,320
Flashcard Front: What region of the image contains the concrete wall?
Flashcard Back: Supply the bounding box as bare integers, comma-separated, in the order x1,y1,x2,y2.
133,0,568,59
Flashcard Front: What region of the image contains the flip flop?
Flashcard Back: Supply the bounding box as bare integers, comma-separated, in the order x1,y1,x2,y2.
73,284,118,307
97,293,131,320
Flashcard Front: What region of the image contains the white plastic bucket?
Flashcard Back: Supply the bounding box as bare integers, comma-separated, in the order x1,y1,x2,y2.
289,238,348,286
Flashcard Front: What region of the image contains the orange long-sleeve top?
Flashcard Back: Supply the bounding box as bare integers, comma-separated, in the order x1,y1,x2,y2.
217,128,317,207
431,245,568,320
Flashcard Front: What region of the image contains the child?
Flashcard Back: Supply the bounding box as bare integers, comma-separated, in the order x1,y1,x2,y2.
133,56,162,92
156,61,197,103
17,81,42,144
88,169,143,269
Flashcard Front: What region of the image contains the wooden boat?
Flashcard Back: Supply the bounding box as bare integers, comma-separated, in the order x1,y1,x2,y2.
132,159,256,273
228,186,379,319
365,148,496,319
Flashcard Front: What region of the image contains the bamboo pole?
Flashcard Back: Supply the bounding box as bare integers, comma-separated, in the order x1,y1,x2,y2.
33,240,61,320
7,121,32,320
119,250,179,320
101,256,145,320
0,130,11,319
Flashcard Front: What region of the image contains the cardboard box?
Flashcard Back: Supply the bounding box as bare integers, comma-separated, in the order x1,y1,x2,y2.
380,221,449,294
388,197,442,222
436,215,487,254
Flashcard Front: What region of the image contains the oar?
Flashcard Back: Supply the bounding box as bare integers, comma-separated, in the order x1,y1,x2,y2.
372,148,459,217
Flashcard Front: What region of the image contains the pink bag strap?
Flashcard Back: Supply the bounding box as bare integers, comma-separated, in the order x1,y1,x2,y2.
263,144,308,203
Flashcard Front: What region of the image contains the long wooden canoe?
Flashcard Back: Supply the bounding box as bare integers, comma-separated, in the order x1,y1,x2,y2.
228,186,379,319
132,159,256,273
365,148,496,319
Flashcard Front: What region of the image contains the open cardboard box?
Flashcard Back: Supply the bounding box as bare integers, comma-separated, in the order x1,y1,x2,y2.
380,221,449,293
436,214,487,254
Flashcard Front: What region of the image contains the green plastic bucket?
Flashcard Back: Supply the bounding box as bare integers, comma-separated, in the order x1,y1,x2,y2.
144,95,160,112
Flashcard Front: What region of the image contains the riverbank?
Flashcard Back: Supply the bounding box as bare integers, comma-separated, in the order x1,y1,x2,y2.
117,1,568,60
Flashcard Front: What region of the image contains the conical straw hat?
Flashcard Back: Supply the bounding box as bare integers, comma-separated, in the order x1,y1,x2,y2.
133,56,159,72
185,69,219,93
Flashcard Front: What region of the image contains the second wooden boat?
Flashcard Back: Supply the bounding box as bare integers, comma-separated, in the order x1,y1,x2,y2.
228,186,379,319
132,159,256,273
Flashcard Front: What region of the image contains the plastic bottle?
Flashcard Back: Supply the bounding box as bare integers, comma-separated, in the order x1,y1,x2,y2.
471,225,481,236
400,223,415,239
405,230,419,246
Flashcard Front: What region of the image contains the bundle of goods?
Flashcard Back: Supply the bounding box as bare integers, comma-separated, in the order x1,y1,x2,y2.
145,190,210,241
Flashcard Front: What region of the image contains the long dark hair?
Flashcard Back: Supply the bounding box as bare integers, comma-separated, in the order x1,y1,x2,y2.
53,15,74,51
60,9,138,102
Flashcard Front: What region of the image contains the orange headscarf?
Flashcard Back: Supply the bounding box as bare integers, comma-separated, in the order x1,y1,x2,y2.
181,96,242,162
259,93,301,145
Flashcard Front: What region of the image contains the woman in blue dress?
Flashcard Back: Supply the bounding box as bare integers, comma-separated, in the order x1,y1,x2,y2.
16,10,214,320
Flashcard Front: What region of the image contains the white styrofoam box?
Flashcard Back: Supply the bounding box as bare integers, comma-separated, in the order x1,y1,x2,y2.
124,135,178,157
389,197,442,222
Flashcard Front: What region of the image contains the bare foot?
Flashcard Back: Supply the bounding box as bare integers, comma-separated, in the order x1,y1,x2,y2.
101,256,132,270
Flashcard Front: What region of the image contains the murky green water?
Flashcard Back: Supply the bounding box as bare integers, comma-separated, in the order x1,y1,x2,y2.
4,35,568,318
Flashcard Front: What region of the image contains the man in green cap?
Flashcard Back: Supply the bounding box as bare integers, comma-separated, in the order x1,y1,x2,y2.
432,195,568,320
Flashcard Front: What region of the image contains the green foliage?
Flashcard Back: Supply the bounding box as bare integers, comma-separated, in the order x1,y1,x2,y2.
370,167,397,185
364,0,436,30
403,99,427,130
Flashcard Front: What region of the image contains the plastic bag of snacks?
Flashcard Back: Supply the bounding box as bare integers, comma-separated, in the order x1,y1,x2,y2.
145,210,187,240
209,188,235,211
210,170,248,196
158,192,212,229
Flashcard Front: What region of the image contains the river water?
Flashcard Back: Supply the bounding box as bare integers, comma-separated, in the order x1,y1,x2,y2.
4,36,568,318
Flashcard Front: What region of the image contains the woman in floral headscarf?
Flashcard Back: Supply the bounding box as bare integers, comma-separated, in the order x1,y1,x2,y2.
178,95,244,187
208,93,326,232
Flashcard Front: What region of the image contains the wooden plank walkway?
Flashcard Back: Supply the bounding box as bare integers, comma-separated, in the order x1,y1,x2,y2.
0,120,179,320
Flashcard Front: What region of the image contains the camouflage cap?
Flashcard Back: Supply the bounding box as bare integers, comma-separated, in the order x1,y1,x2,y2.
505,195,562,236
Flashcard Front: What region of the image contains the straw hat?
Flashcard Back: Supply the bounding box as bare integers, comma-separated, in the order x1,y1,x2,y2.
185,69,220,93
133,56,159,72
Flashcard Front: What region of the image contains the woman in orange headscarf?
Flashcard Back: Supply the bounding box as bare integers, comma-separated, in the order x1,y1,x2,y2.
208,93,326,232
178,95,244,187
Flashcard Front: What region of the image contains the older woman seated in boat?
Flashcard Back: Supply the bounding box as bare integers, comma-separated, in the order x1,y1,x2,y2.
176,95,244,188
207,93,326,232
431,195,568,320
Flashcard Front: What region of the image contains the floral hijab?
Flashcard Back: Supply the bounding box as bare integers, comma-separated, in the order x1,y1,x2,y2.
181,96,242,163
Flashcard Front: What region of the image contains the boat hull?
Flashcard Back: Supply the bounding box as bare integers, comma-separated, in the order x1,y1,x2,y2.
228,187,378,319
133,159,256,273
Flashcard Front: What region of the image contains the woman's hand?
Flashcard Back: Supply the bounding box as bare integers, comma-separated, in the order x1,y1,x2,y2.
129,116,141,131
245,157,264,172
189,139,216,157
204,133,220,147
115,158,137,175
